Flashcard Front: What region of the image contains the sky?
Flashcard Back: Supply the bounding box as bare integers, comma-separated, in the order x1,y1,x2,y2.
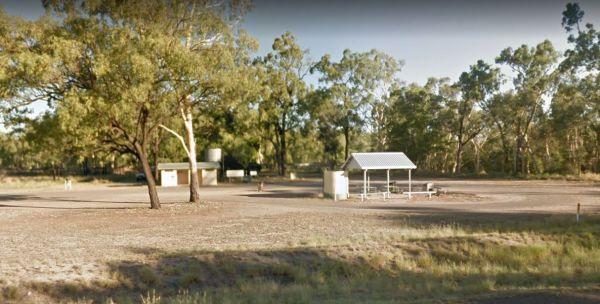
242,0,600,85
1,0,599,117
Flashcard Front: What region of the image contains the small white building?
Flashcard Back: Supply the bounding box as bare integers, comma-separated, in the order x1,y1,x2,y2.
157,162,220,187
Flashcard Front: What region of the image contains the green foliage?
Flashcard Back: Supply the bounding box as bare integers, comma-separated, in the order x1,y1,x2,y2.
0,1,598,178
386,79,453,171
313,48,401,160
257,32,310,175
450,60,500,173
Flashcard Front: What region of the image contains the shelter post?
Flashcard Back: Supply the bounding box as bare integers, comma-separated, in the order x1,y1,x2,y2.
386,169,390,198
363,169,367,200
345,170,350,199
408,169,412,199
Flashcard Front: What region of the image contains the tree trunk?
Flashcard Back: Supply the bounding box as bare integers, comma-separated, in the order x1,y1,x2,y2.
453,113,465,174
152,134,161,182
51,162,57,181
183,106,201,203
135,143,161,209
454,141,463,174
513,141,518,176
473,142,480,174
279,129,287,177
343,126,350,161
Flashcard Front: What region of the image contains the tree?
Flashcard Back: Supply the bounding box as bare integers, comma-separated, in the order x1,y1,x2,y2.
387,78,454,171
496,40,559,175
22,113,70,179
554,3,599,173
305,88,343,168
561,2,599,72
258,32,310,176
0,1,183,208
314,49,400,160
82,0,251,203
482,92,517,173
0,9,59,125
451,60,500,173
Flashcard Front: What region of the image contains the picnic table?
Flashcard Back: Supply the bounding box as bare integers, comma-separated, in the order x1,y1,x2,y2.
389,181,438,198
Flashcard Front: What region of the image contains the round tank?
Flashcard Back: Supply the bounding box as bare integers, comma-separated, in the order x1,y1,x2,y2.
206,148,222,162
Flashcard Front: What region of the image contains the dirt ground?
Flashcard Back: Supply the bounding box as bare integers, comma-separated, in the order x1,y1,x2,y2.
0,179,598,301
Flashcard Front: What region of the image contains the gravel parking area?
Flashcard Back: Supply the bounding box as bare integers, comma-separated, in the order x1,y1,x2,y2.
0,179,598,301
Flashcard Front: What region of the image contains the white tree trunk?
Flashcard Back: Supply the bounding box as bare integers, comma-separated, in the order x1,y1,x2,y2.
183,107,202,203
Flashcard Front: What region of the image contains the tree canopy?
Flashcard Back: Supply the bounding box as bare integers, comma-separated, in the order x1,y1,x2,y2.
0,2,598,207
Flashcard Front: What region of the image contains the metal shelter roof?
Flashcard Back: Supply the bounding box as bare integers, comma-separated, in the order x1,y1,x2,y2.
342,152,416,170
157,162,220,170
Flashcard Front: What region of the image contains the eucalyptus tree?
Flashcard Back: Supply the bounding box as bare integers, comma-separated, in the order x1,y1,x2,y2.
78,0,252,203
304,88,343,168
561,2,599,73
22,113,70,179
387,78,454,171
314,49,400,160
0,1,183,208
258,32,310,176
496,41,559,175
451,60,500,173
59,6,174,208
554,2,599,173
0,9,57,125
482,92,518,173
550,77,597,173
0,132,19,169
192,31,262,169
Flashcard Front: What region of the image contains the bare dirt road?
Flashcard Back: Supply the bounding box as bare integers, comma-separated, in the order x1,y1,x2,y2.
0,179,598,302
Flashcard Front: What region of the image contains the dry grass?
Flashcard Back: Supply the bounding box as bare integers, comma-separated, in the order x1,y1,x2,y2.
531,172,600,182
4,215,598,303
1,180,598,303
0,174,138,190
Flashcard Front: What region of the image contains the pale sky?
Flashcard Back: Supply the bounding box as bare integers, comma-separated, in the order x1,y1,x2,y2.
243,0,600,85
1,0,599,118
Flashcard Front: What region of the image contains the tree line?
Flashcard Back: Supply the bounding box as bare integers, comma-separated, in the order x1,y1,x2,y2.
0,1,598,208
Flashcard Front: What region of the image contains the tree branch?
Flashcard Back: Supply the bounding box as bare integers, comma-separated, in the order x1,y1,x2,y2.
158,124,191,159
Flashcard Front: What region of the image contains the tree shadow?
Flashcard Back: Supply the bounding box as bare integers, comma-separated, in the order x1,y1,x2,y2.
0,194,30,201
367,205,600,235
0,203,139,210
240,189,320,199
0,194,178,210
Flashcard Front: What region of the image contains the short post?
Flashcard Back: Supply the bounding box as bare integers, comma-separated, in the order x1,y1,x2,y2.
64,178,72,190
257,181,264,192
576,203,581,223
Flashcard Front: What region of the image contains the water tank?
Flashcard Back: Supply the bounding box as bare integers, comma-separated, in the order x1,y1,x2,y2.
323,170,349,201
206,148,222,162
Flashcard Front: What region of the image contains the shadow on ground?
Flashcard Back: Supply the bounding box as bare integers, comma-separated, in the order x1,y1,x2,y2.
0,194,179,210
0,194,30,201
240,189,320,198
367,205,600,235
16,237,600,303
